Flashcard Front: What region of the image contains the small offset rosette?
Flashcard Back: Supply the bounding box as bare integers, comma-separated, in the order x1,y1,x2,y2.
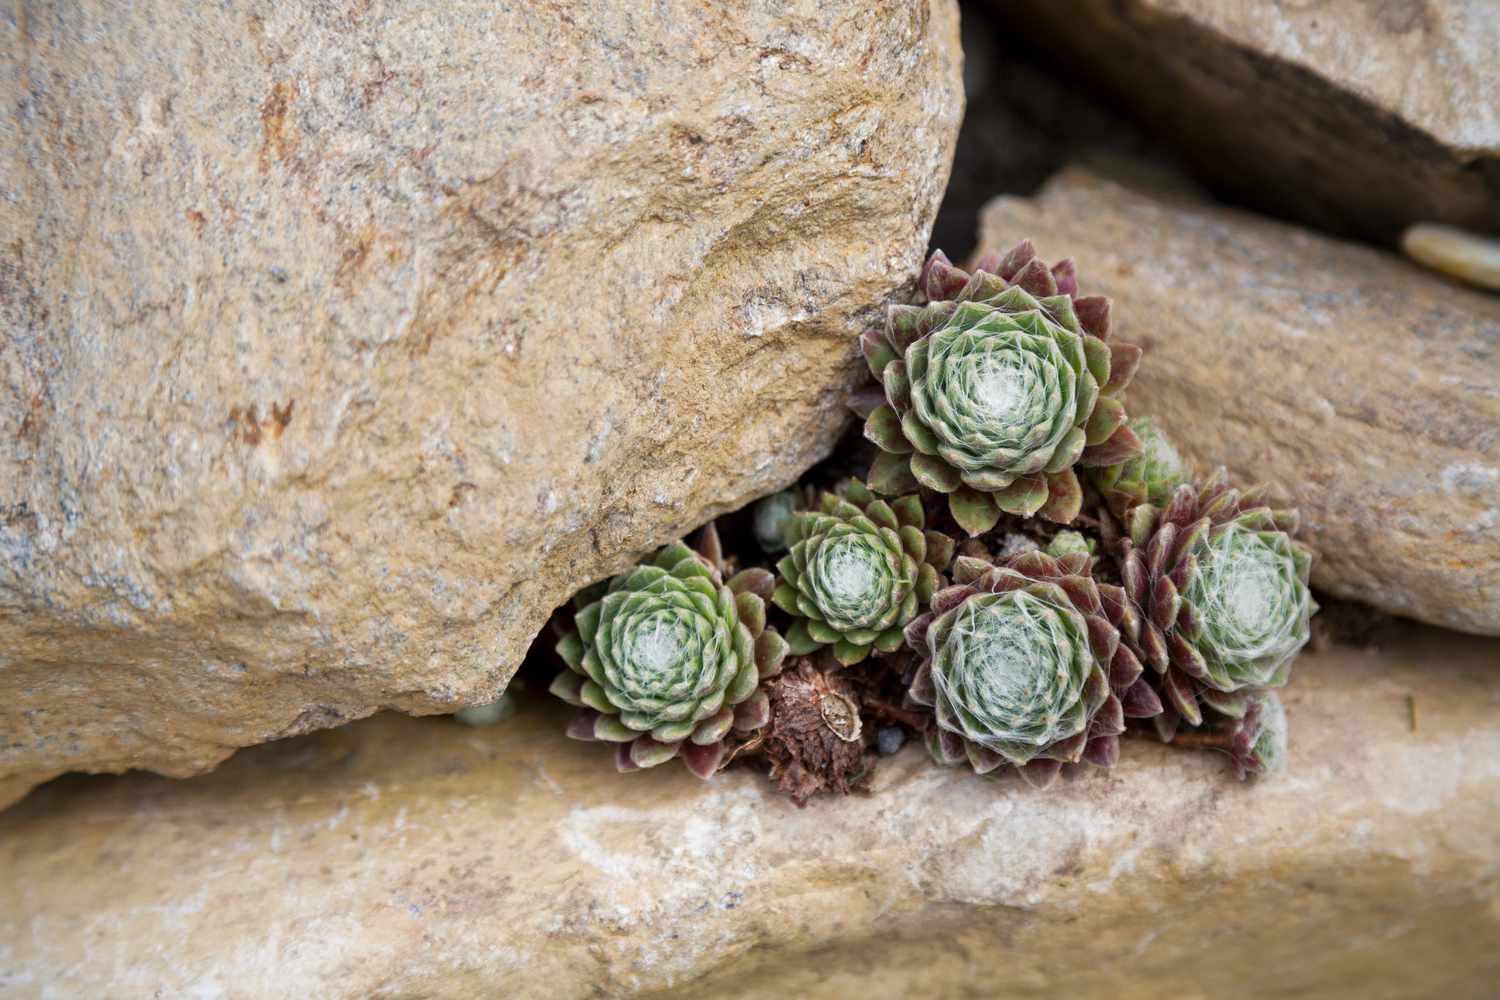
550,525,789,778
772,479,955,666
1115,469,1316,739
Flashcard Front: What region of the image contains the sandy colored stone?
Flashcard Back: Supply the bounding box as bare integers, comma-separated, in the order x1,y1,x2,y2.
0,1,963,805
980,170,1500,635
2,626,1497,997
999,0,1500,244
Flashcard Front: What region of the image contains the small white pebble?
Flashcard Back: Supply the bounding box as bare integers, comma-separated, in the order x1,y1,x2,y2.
1400,223,1500,292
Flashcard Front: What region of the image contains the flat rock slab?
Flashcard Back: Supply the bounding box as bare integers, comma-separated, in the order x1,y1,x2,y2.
0,1,962,805
3,626,1497,998
1001,0,1500,243
981,170,1500,636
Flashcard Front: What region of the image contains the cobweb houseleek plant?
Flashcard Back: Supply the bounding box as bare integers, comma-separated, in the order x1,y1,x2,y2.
903,544,1163,788
550,524,789,778
542,233,1316,796
1114,469,1316,739
853,241,1143,535
772,480,955,665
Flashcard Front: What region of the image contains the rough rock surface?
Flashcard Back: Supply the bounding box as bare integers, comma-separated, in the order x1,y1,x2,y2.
2,626,1497,997
0,1,963,806
1003,0,1500,244
925,4,1177,260
980,171,1500,636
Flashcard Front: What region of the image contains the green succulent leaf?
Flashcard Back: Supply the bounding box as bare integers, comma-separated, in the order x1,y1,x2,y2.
949,487,1001,536
865,404,912,454
993,473,1048,517
1244,693,1289,777
833,638,871,666
1089,416,1190,515
867,450,920,496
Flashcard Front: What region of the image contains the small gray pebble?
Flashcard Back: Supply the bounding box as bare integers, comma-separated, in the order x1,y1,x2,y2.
877,726,906,755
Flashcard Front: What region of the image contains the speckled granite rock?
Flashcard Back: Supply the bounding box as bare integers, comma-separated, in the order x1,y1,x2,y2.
2,626,1497,997
1000,0,1500,244
0,0,963,807
980,171,1500,636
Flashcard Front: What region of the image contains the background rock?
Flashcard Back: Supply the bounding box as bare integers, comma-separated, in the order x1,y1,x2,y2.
981,170,1500,636
3,626,1497,997
925,3,1186,261
0,1,963,808
1000,0,1500,244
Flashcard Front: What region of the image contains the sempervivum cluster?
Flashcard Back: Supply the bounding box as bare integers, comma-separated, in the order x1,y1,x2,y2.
773,480,955,665
1116,469,1316,739
854,241,1142,535
537,233,1318,798
903,546,1162,787
550,525,789,778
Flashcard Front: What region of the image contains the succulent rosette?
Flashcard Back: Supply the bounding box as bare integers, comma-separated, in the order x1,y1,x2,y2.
550,525,789,778
751,488,801,553
1090,415,1191,516
903,548,1163,788
773,480,955,666
1162,690,1289,779
854,240,1143,535
1225,692,1288,779
1115,469,1316,739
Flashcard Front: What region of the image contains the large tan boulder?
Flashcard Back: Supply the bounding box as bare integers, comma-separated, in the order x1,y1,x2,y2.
2,626,1497,997
0,1,963,808
1001,0,1500,243
979,171,1500,636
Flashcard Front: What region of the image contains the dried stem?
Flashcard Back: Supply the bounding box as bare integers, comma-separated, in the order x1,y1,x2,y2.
1160,729,1233,751
862,697,927,731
